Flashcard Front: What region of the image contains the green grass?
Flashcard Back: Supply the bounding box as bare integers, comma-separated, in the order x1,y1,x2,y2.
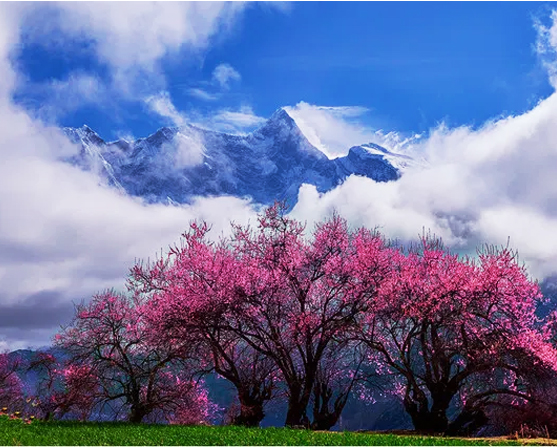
0,416,554,446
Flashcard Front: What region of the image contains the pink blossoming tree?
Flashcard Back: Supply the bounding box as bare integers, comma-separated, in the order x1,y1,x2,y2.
141,205,393,428
130,222,279,427
0,352,23,411
25,351,98,421
55,290,214,424
356,235,557,434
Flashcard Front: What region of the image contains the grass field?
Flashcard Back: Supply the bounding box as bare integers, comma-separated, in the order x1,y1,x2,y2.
1,416,556,446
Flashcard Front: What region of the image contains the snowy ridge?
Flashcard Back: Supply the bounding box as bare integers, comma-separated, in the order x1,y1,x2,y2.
62,108,412,208
358,142,417,171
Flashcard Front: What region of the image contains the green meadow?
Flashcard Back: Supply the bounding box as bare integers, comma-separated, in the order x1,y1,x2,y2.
1,416,556,446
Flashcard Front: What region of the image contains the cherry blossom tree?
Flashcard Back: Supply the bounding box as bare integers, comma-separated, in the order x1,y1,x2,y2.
222,205,392,427
167,380,220,425
488,310,557,437
132,204,394,428
131,222,278,427
0,352,23,411
55,290,212,424
356,235,557,434
27,352,100,422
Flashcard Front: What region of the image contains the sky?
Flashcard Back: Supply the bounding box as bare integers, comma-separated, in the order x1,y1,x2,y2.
2,2,557,350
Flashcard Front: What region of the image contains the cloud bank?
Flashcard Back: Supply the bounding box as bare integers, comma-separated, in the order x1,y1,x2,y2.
292,91,557,280
39,2,244,93
284,102,374,158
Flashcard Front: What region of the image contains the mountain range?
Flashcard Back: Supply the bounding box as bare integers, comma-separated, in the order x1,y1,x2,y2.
62,108,416,208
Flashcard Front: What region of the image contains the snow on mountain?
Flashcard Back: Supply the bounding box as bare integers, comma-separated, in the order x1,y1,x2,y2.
357,142,419,172
62,108,410,208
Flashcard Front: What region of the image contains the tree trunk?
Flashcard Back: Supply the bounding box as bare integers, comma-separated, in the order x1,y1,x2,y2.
128,405,147,423
404,387,454,433
285,402,309,428
283,382,307,427
427,392,451,433
407,407,451,433
310,383,348,431
445,407,488,436
232,394,265,427
311,412,340,431
404,397,448,433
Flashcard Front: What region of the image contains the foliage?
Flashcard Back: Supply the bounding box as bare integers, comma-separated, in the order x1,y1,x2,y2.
24,351,97,421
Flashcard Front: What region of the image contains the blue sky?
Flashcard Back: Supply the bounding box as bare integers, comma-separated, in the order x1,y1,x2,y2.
13,2,557,143
3,2,557,350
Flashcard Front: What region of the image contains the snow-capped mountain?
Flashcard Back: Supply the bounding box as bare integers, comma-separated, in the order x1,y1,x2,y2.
63,108,410,207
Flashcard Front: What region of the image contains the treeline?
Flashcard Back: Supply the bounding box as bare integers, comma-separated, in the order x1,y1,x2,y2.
2,204,557,437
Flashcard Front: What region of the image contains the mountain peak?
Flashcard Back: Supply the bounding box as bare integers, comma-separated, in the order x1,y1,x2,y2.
80,124,95,133
252,107,300,139
268,107,292,122
258,107,296,131
77,125,104,140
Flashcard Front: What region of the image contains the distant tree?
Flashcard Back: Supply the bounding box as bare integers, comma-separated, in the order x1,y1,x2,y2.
0,352,23,411
55,290,213,424
26,352,99,422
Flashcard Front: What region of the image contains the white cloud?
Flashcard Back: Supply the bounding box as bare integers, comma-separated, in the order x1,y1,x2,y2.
186,63,240,104
187,63,240,105
146,92,265,135
314,105,371,117
145,91,187,127
212,105,266,132
284,103,421,159
20,72,109,123
18,2,247,98
188,88,219,101
212,63,241,90
157,127,206,169
0,4,20,100
59,3,243,90
293,89,557,280
284,102,376,158
534,9,557,88
50,73,104,105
